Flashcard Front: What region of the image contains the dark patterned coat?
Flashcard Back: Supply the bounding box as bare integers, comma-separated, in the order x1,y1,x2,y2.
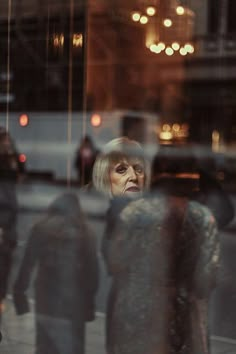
0,180,18,301
103,194,220,354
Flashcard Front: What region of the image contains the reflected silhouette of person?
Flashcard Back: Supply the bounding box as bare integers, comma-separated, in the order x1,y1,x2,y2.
93,137,219,354
74,135,99,186
151,145,234,229
0,128,19,321
13,193,99,354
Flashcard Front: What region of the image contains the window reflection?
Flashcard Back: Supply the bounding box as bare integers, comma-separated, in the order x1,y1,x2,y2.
0,0,236,353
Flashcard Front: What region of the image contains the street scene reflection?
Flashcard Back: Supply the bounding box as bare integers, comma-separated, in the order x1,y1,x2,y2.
0,0,236,353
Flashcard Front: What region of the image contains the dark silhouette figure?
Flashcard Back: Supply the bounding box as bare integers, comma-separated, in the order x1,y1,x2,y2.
151,145,234,229
13,193,99,354
0,128,19,321
74,135,99,186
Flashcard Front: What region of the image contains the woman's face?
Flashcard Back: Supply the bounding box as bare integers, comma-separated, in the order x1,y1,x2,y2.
109,157,145,198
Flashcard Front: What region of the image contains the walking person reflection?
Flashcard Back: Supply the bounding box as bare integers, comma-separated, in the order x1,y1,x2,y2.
0,128,20,326
93,137,220,354
13,193,99,354
74,135,99,186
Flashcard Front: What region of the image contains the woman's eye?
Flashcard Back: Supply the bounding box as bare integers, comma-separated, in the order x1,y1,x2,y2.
134,164,144,174
115,165,127,174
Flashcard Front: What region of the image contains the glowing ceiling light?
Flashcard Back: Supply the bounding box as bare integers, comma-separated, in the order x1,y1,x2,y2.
150,44,157,52
140,15,148,24
176,6,185,15
172,124,180,132
184,43,195,53
188,44,195,53
146,6,156,16
132,12,141,22
172,42,180,51
160,131,172,140
163,124,171,131
150,44,162,53
180,47,187,55
165,47,174,56
163,18,172,27
157,42,165,50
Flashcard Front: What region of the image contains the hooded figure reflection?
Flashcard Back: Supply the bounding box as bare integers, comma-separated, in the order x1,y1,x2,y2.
94,137,220,354
13,193,99,354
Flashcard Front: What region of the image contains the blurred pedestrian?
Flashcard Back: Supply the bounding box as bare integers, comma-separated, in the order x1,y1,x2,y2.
75,135,99,186
13,193,99,354
0,128,19,322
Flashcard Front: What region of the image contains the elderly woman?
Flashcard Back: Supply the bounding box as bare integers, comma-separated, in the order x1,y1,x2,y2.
92,136,149,198
93,137,220,354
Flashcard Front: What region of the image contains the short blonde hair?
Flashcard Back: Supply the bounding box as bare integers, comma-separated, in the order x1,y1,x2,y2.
92,137,150,196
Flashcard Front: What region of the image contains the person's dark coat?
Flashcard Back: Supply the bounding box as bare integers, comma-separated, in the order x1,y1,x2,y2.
0,181,18,301
13,193,99,354
75,136,99,186
103,194,220,354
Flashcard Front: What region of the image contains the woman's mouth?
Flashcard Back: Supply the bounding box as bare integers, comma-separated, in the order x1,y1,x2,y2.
125,186,140,192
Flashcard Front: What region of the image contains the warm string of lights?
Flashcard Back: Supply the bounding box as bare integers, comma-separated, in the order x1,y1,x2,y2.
131,3,195,56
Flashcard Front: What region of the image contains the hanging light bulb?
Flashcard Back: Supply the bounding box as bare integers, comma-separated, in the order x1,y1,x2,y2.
180,47,187,55
172,42,180,50
150,44,162,54
163,18,172,27
140,15,149,24
132,12,141,22
176,6,185,15
157,42,165,51
165,47,174,56
146,6,156,16
184,43,195,53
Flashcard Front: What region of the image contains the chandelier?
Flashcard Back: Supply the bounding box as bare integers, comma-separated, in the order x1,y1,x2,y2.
130,0,195,56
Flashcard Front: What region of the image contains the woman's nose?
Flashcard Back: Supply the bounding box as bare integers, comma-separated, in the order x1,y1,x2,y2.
127,166,138,180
